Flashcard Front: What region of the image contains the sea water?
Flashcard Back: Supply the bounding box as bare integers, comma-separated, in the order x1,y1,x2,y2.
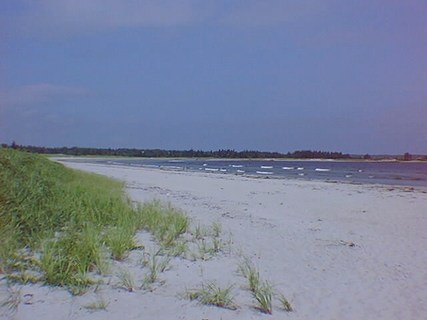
71,159,427,188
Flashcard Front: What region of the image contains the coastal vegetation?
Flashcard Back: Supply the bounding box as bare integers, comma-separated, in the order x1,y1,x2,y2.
238,257,292,314
0,148,189,292
186,281,238,310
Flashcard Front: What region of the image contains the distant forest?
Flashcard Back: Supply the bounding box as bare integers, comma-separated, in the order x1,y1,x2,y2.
2,142,424,160
3,142,352,159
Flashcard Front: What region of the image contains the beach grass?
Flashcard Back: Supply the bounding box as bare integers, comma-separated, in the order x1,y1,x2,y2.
253,280,273,314
141,249,171,287
0,148,189,292
186,281,237,310
84,296,109,311
238,259,272,313
237,258,260,293
137,201,189,247
238,257,293,314
117,269,135,292
0,285,21,318
278,293,293,312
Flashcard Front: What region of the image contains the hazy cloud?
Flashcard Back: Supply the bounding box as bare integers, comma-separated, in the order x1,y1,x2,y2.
1,0,336,38
0,83,90,110
2,0,203,37
221,0,329,27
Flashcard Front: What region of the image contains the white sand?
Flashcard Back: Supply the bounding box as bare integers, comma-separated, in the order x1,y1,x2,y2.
2,162,427,320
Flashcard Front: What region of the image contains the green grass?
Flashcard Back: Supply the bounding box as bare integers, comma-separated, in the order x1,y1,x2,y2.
237,258,260,293
117,269,135,292
238,259,272,313
0,148,189,292
278,293,293,312
253,280,273,314
141,249,171,287
84,296,109,311
137,201,189,247
238,257,294,314
186,281,237,310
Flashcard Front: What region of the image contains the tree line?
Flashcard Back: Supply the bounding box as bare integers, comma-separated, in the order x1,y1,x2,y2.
1,142,355,159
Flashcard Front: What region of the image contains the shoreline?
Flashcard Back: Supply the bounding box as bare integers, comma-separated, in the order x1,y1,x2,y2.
51,155,427,163
56,158,427,192
5,162,427,320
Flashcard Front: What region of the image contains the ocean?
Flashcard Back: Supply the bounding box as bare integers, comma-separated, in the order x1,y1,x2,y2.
69,158,427,188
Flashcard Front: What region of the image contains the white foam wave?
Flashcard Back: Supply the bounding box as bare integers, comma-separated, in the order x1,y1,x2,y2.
256,171,273,175
163,165,183,170
282,167,294,170
231,164,243,168
237,170,245,173
315,168,331,172
205,168,219,172
220,169,227,172
297,167,304,170
260,166,273,169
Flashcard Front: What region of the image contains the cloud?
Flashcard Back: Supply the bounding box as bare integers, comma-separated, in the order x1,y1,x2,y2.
0,83,90,111
1,0,335,38
2,0,203,37
220,0,329,27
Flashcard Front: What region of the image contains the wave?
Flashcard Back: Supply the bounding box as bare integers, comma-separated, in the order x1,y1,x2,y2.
162,165,183,170
231,164,243,168
298,173,305,176
260,166,273,169
205,168,219,172
220,169,227,172
297,167,304,170
130,163,142,167
315,168,331,172
256,171,273,175
282,166,294,170
237,170,245,173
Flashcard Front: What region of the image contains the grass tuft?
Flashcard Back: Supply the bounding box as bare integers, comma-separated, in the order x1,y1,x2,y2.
117,269,135,292
84,297,110,311
84,296,109,311
278,293,293,312
137,201,189,247
0,285,21,318
237,258,260,293
253,281,273,314
186,282,237,310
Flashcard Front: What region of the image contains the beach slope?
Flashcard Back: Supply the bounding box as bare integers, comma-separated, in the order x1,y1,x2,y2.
5,161,427,320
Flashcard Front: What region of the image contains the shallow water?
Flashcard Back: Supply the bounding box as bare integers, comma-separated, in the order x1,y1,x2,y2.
69,158,427,187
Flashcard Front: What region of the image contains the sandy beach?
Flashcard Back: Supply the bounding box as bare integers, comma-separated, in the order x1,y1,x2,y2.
2,161,427,320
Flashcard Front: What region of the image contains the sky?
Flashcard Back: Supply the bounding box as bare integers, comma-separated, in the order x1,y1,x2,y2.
1,0,426,154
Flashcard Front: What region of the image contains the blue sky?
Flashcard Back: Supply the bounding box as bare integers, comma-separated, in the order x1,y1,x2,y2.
1,1,426,154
